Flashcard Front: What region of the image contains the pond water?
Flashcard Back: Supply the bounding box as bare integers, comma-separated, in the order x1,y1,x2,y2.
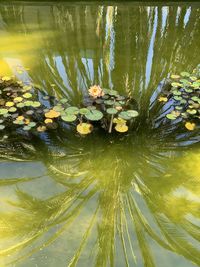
0,1,200,267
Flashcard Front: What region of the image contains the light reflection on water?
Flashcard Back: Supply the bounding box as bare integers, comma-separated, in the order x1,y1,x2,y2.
0,2,200,267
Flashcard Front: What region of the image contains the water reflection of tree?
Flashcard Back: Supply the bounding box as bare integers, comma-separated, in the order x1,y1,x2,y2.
0,3,200,267
0,133,200,266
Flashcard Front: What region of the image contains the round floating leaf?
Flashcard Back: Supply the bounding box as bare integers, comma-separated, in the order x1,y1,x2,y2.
0,109,8,115
185,122,195,131
118,111,132,120
23,93,32,99
85,110,103,121
184,88,193,93
31,101,41,108
53,105,64,112
0,119,3,123
180,99,187,104
127,110,139,118
158,96,168,102
14,97,23,103
5,101,14,107
45,118,53,124
16,103,25,108
2,76,11,81
79,108,90,115
76,123,92,135
113,118,126,124
106,108,118,114
171,74,180,79
180,72,190,77
24,101,33,107
8,107,17,113
65,107,79,115
23,126,31,131
104,100,115,105
109,90,118,96
45,110,60,118
28,122,36,128
0,125,5,130
186,109,197,115
172,90,181,96
61,114,77,122
37,126,47,132
175,106,182,110
173,96,183,101
87,106,96,110
190,76,197,81
171,82,182,88
115,123,128,133
166,113,177,120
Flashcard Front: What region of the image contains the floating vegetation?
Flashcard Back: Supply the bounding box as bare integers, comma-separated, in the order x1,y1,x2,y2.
0,77,139,136
158,66,200,131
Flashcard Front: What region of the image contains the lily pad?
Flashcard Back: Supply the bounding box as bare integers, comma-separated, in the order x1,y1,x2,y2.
65,107,79,115
106,108,118,115
166,113,177,120
85,110,103,121
61,114,77,122
77,123,92,135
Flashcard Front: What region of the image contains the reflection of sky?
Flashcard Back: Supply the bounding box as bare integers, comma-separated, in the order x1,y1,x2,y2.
184,7,191,28
145,7,158,89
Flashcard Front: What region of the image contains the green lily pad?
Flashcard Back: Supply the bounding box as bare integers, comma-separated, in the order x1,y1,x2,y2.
65,107,79,115
0,125,5,130
186,109,197,115
127,110,139,118
166,113,177,120
28,122,37,127
171,82,182,88
16,103,25,108
106,108,118,115
8,107,17,113
85,110,103,121
173,96,183,101
79,108,90,115
53,105,64,112
23,126,31,131
61,114,77,122
0,109,8,115
180,72,190,77
172,90,181,96
104,100,115,105
32,101,41,108
119,111,132,120
23,93,32,99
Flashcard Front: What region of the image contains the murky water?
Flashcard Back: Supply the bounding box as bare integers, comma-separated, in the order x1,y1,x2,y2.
0,2,200,267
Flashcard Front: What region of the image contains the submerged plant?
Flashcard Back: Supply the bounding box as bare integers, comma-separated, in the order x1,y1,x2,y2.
0,77,139,136
158,66,200,131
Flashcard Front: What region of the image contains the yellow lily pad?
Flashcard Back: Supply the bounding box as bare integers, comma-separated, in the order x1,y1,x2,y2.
2,76,11,81
158,96,168,102
171,74,180,79
185,122,195,131
5,101,14,107
45,118,53,124
14,97,23,103
115,123,128,133
77,123,92,135
45,110,60,119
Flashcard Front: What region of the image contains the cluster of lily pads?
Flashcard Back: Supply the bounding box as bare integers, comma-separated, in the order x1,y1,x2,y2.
0,78,139,135
158,67,200,131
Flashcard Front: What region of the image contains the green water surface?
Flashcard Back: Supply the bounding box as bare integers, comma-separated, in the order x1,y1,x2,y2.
0,2,200,267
